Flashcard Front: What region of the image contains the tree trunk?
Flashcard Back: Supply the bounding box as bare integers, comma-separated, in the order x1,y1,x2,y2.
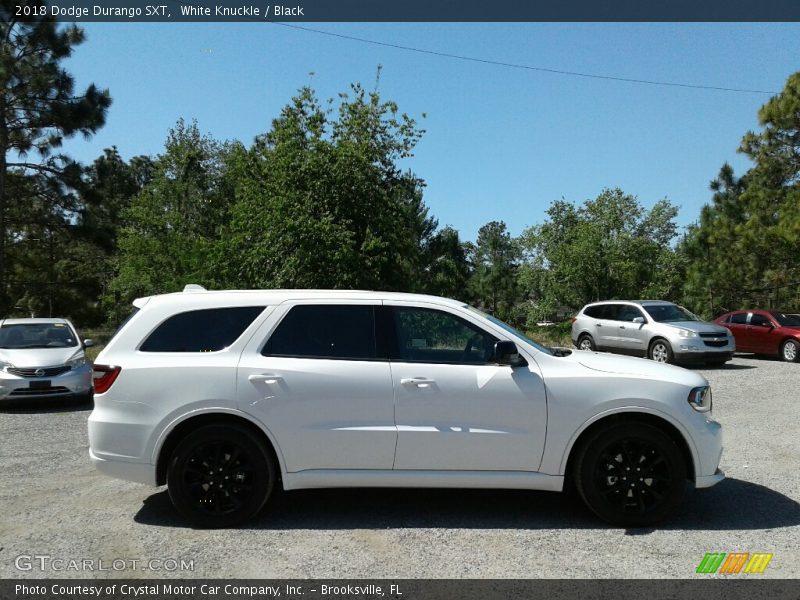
0,138,6,312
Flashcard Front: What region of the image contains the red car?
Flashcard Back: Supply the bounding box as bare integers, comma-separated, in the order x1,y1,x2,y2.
714,310,800,362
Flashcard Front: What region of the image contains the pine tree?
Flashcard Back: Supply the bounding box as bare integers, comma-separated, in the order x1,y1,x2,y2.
0,1,111,311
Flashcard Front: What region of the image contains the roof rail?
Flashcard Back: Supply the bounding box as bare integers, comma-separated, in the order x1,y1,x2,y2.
182,284,207,292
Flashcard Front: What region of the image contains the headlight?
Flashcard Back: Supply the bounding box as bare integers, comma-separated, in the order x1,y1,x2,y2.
688,386,712,412
0,361,13,370
678,329,698,338
67,354,86,369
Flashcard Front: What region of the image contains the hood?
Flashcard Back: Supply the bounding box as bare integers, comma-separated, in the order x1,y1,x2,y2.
576,351,707,387
0,347,82,368
659,320,729,335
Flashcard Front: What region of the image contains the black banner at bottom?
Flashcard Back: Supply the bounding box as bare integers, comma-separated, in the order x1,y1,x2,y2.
3,580,800,600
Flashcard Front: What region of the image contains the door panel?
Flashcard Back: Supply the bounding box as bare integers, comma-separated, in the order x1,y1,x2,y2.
595,304,624,350
615,305,649,355
725,312,749,351
237,303,397,473
387,303,548,472
748,313,778,354
391,362,547,471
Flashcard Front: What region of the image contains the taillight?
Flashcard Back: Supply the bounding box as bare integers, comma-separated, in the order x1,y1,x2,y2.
93,364,121,394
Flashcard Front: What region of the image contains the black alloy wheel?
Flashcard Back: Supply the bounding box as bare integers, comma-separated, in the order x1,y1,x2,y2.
575,423,686,526
167,424,274,528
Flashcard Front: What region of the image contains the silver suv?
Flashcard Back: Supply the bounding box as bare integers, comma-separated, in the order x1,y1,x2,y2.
571,300,734,365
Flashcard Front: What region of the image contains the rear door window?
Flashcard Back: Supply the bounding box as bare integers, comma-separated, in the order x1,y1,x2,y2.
263,305,378,360
601,304,625,321
729,312,748,325
140,306,265,352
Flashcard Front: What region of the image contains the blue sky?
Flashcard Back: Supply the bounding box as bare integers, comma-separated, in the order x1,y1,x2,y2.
61,22,800,241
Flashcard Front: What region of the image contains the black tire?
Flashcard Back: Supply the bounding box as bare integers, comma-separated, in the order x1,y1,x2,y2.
167,424,275,528
577,334,596,352
780,339,799,363
574,422,687,527
648,338,674,364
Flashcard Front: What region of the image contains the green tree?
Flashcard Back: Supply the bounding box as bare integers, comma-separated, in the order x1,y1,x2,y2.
683,72,800,313
519,189,681,322
221,83,433,291
107,120,232,321
421,225,470,299
0,2,111,312
469,220,520,321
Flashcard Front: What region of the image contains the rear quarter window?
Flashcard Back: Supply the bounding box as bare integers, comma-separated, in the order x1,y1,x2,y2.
583,305,605,318
140,306,265,352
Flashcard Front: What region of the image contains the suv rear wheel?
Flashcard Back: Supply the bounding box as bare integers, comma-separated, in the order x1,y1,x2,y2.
167,424,275,528
577,334,596,351
574,422,687,526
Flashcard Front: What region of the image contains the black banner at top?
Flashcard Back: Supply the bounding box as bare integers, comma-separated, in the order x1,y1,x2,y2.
5,0,800,22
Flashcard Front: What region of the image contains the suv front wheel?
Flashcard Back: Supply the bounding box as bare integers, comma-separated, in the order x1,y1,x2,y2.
648,339,673,364
167,424,275,528
574,422,687,526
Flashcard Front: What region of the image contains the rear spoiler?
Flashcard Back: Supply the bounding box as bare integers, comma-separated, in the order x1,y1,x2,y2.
132,296,151,309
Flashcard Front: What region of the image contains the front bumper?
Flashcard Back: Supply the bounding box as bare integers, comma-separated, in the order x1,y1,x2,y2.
673,350,734,363
690,414,724,487
696,468,725,489
0,363,93,400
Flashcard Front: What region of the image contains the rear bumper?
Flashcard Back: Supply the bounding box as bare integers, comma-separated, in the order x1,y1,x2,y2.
89,448,157,486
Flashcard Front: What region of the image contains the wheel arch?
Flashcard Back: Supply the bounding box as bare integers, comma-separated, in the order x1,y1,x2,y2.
562,409,696,484
154,410,284,487
648,336,671,351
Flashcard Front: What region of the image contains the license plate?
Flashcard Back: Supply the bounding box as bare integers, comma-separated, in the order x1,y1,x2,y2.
29,380,51,389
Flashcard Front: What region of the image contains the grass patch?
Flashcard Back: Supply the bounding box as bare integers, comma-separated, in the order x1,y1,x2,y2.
80,330,113,362
524,322,574,349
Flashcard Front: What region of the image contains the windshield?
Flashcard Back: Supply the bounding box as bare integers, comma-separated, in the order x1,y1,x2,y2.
0,323,79,349
464,305,554,355
643,304,699,323
772,312,800,327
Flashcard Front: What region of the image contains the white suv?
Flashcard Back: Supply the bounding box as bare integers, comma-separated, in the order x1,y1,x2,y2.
89,287,724,527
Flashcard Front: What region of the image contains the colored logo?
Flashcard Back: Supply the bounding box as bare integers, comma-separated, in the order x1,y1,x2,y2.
697,552,773,574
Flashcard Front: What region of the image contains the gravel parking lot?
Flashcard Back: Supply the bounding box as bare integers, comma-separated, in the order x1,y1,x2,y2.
1,355,798,579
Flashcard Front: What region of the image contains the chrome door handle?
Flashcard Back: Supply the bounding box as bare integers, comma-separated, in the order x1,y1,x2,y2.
619,325,626,329
400,377,435,388
248,374,283,384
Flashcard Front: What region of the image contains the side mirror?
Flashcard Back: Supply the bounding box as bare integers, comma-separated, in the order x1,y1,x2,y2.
493,341,527,367
83,339,96,348
632,316,645,324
